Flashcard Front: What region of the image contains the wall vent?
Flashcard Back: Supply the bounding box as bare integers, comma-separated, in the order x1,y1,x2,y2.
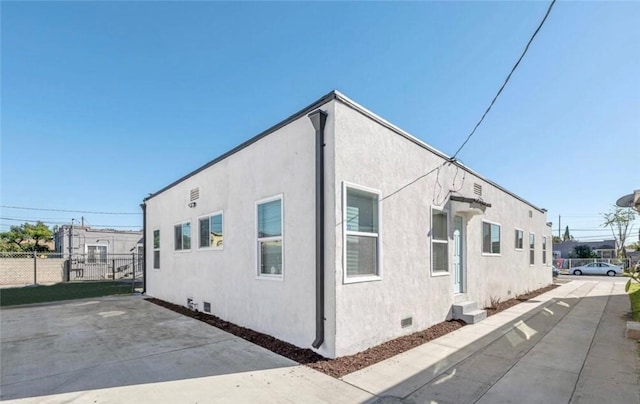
401,317,413,328
473,183,482,196
529,210,533,218
190,188,200,201
203,302,211,313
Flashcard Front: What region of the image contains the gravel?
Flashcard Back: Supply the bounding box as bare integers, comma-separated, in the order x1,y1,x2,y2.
145,283,557,378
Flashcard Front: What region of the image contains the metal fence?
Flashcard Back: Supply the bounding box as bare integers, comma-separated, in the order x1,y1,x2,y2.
69,253,143,282
0,252,144,289
554,257,634,270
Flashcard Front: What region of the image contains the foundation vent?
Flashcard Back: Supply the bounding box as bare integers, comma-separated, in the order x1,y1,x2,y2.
473,183,482,196
190,187,200,201
203,302,211,313
401,317,413,328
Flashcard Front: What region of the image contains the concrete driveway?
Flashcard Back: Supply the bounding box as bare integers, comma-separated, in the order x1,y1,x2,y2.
0,295,371,403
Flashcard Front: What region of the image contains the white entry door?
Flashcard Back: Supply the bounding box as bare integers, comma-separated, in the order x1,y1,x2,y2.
453,216,464,294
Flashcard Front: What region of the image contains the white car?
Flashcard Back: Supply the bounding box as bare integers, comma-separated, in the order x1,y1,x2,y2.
570,262,622,276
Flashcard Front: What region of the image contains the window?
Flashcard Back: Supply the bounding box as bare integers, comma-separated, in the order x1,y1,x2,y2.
174,222,191,251
344,184,380,280
515,229,524,250
482,222,501,254
529,233,535,265
199,212,223,249
153,230,160,269
257,196,283,277
87,245,107,263
542,236,547,264
431,208,449,273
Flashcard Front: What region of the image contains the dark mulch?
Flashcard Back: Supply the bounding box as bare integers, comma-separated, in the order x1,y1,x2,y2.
307,320,465,378
484,284,559,316
146,282,556,378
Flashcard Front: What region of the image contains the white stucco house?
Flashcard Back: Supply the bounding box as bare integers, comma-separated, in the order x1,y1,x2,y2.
142,91,552,359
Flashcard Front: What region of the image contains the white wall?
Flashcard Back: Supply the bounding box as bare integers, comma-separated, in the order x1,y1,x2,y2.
145,101,337,358
331,99,552,357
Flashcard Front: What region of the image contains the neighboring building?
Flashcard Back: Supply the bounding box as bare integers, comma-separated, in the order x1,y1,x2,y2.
143,91,552,359
552,239,617,259
54,225,143,259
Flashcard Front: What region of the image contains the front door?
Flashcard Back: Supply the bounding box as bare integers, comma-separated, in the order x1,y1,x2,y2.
453,216,464,294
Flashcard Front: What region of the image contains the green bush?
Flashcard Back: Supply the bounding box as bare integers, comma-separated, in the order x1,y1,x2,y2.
628,283,640,321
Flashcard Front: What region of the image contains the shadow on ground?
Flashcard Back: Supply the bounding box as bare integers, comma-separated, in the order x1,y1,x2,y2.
0,296,296,400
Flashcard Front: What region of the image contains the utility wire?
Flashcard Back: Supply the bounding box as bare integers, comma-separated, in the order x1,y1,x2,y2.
450,0,557,161
1,205,141,215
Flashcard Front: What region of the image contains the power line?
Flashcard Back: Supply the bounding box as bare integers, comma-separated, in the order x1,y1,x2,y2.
450,0,557,161
0,217,141,228
1,205,141,215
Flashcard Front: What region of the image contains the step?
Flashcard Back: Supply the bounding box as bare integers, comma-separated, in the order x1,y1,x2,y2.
452,301,478,316
459,309,487,324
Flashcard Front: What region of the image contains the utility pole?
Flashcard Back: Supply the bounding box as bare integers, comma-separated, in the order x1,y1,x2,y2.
558,215,561,239
68,219,74,259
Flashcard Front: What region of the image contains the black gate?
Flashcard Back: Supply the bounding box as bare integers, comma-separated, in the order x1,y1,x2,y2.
68,253,144,289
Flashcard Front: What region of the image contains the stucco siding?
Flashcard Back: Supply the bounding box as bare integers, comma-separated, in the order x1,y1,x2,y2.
332,100,551,357
145,102,337,357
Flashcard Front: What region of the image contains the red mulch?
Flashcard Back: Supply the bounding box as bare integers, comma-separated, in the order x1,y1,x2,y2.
145,283,557,378
484,284,559,316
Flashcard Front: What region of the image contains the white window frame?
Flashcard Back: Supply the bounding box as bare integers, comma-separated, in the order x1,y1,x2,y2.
198,211,224,250
256,194,284,281
153,229,160,269
342,182,382,284
431,206,450,276
529,232,536,266
86,244,108,264
174,221,192,252
515,229,524,250
482,220,501,256
542,236,547,264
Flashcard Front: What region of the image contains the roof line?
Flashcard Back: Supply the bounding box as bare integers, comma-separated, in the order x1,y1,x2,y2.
331,91,546,213
143,90,338,202
144,90,546,214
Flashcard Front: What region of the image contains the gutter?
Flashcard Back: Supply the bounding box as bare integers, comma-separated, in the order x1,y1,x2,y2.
140,202,147,294
309,109,327,349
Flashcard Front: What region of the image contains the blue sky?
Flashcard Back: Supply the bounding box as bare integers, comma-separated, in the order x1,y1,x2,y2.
1,1,638,242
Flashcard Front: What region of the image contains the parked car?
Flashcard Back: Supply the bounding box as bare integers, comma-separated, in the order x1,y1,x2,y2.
569,262,622,276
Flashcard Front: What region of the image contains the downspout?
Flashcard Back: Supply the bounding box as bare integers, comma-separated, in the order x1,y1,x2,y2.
309,109,327,349
140,202,147,294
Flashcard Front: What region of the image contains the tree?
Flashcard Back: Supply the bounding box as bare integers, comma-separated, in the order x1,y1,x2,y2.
574,245,596,258
563,226,574,241
552,235,562,244
0,222,53,252
602,206,637,259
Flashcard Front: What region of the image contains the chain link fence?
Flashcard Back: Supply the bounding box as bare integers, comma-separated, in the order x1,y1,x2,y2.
0,252,144,289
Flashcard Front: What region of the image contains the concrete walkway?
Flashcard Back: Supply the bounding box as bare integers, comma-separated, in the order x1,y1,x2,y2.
2,280,637,403
343,279,640,404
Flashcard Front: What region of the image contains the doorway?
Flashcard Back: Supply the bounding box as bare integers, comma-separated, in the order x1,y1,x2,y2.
453,216,465,294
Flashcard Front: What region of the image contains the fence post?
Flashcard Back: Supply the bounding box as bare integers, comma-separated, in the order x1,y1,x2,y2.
132,252,136,292
33,250,37,285
112,259,116,280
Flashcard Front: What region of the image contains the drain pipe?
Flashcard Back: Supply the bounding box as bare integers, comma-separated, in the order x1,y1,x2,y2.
309,109,327,349
140,202,147,294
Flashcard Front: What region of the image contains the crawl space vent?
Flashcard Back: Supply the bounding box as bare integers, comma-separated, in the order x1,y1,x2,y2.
190,188,200,201
203,302,211,313
401,317,413,328
473,183,482,196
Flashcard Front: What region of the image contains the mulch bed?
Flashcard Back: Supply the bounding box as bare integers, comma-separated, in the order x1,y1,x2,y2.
484,284,559,316
145,282,557,378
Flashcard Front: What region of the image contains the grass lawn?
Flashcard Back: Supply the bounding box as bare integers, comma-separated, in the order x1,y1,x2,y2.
0,281,134,307
628,282,640,321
